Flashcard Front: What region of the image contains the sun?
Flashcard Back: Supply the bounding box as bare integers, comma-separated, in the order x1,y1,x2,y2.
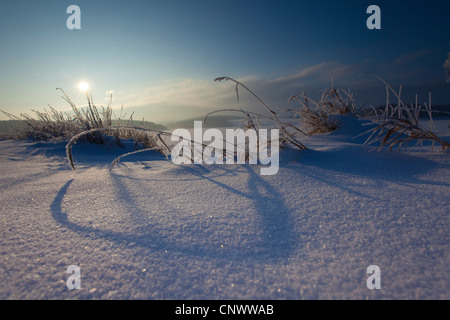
77,81,89,92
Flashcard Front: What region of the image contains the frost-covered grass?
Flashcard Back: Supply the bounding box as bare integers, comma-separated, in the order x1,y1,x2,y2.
3,76,449,174
0,89,165,150
66,75,449,173
1,89,117,143
0,75,449,300
360,73,449,151
287,85,357,135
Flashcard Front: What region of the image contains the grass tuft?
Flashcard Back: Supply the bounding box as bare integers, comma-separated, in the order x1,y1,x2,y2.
287,79,358,134
360,73,449,151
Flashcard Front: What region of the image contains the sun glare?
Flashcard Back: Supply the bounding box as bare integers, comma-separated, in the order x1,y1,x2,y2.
77,81,89,92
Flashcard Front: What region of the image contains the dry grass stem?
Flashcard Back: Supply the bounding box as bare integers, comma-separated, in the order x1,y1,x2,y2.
212,77,307,150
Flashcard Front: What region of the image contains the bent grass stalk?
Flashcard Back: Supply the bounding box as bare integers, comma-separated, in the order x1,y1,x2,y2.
212,77,307,150
66,126,169,170
65,126,217,170
66,125,281,171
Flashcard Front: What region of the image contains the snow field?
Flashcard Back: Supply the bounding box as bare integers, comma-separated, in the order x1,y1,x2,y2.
0,116,449,299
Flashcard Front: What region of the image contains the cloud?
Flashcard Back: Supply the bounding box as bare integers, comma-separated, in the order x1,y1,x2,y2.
271,61,360,87
114,79,217,108
273,62,339,82
110,78,241,122
444,52,450,83
110,61,382,123
393,48,431,66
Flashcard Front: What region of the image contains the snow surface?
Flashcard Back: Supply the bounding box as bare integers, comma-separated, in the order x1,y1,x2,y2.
0,116,449,299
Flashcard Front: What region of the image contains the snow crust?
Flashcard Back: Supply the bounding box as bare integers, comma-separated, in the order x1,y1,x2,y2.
0,116,449,299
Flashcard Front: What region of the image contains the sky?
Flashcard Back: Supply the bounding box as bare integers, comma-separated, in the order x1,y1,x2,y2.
0,0,449,123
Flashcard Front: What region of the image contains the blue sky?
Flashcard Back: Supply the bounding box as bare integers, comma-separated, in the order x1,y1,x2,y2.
0,0,449,123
